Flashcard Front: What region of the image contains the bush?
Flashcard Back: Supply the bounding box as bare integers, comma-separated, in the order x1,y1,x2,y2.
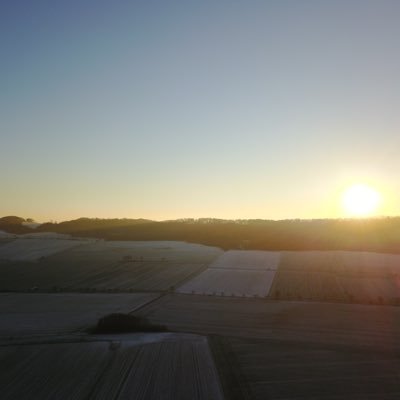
90,313,167,334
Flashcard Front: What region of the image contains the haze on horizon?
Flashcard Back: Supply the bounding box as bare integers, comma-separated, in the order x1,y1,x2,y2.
2,1,400,222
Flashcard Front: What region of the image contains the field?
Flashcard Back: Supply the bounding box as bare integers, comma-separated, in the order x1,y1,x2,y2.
269,251,400,304
208,250,280,270
0,334,223,400
3,291,400,399
0,293,159,337
4,243,400,305
210,336,400,400
177,269,276,297
137,293,400,350
0,230,17,239
177,250,279,297
3,241,400,398
0,236,92,261
0,240,222,292
139,294,400,399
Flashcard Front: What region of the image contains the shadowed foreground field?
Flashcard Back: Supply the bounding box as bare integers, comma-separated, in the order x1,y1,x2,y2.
210,335,400,400
138,294,400,350
1,292,400,399
138,294,400,399
0,293,159,338
2,240,400,399
0,334,223,400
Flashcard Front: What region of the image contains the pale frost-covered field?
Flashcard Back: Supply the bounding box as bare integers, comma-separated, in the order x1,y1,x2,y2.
177,268,276,297
0,236,92,261
0,230,17,239
177,250,280,297
208,250,280,270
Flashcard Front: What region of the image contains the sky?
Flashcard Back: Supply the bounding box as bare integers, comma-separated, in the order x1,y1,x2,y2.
1,0,400,222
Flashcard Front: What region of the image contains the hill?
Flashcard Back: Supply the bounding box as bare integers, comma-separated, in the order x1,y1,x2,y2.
0,216,392,253
0,216,32,234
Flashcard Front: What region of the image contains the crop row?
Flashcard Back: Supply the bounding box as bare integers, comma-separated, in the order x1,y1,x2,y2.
0,241,221,292
0,335,223,400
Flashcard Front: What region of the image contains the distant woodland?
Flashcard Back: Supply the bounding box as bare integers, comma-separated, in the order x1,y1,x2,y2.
2,215,400,253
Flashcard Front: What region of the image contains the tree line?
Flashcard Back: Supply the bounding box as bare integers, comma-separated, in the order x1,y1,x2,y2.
2,215,400,253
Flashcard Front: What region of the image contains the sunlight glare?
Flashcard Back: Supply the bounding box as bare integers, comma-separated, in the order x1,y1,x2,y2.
342,184,381,217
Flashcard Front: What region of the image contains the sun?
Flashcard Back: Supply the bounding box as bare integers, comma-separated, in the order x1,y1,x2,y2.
341,184,381,217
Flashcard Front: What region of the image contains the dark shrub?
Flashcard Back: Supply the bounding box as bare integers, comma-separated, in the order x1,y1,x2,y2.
91,313,167,334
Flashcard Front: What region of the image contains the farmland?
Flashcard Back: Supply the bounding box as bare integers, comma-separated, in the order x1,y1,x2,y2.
4,239,400,306
2,240,400,398
177,269,276,297
136,294,400,398
177,250,279,297
0,334,223,400
0,292,159,337
208,250,280,270
2,290,400,399
0,229,17,239
0,240,222,292
137,293,400,350
269,251,400,304
0,236,91,261
210,335,400,400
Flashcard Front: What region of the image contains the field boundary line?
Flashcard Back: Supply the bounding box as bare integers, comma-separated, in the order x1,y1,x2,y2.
208,335,255,400
128,292,167,314
173,262,213,290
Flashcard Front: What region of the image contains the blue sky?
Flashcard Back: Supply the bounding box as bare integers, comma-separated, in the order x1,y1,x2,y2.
1,0,400,221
